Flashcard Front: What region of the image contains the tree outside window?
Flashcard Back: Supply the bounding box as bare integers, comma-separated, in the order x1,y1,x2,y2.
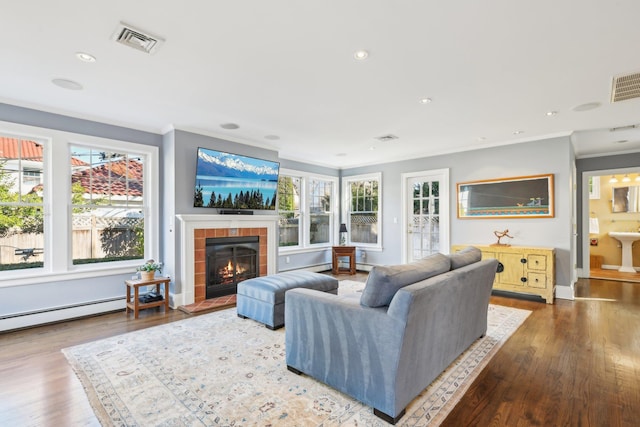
277,175,300,247
344,173,381,247
309,179,332,245
70,146,146,264
0,136,45,270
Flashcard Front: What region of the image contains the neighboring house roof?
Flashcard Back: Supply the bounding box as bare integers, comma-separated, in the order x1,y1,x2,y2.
0,137,87,166
72,159,144,198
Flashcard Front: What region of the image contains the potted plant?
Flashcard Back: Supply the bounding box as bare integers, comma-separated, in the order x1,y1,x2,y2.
137,259,163,281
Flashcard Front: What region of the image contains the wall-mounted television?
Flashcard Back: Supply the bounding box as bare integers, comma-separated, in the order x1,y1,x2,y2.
193,147,280,211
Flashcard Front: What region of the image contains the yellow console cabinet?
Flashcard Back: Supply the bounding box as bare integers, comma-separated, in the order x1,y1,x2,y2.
452,244,555,304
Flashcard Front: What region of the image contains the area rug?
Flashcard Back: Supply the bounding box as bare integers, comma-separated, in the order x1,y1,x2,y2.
62,280,531,426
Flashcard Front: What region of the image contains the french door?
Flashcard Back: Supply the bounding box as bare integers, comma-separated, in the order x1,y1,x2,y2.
402,169,449,263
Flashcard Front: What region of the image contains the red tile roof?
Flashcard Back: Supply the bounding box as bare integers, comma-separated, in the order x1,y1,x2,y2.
72,159,144,197
0,137,88,166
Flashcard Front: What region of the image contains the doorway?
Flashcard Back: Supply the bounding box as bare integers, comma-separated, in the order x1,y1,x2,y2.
401,169,450,263
582,169,640,283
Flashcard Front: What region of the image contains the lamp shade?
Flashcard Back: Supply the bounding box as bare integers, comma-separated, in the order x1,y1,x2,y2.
339,223,348,233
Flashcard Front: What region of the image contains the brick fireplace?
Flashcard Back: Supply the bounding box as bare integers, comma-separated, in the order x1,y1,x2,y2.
195,229,266,301
177,215,278,307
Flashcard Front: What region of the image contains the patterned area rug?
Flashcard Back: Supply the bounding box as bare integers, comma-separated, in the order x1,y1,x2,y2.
62,280,531,426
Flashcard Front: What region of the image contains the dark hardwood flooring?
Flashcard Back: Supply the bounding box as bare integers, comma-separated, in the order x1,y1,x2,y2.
1,273,639,426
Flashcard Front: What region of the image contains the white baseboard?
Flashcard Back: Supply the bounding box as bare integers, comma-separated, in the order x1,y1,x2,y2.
0,299,125,332
602,264,638,272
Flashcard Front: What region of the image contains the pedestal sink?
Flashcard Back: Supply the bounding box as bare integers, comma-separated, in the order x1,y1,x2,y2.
608,232,640,273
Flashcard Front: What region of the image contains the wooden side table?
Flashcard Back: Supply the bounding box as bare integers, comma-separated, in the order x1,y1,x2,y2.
125,276,171,319
332,246,356,275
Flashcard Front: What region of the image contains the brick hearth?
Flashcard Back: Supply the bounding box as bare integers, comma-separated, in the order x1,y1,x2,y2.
193,227,267,303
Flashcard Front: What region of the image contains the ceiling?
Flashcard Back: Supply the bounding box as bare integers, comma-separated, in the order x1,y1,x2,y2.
1,0,639,168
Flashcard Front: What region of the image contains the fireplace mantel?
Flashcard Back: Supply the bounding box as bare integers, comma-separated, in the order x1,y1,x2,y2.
176,214,278,306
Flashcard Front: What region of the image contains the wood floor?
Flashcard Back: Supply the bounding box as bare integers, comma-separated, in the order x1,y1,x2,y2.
1,274,639,426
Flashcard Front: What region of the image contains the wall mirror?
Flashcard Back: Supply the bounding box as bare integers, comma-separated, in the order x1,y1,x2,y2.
612,186,640,212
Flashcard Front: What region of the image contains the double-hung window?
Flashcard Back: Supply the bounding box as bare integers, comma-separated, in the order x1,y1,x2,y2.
278,170,337,250
0,121,158,284
343,172,382,249
277,175,301,247
0,135,46,270
70,146,148,265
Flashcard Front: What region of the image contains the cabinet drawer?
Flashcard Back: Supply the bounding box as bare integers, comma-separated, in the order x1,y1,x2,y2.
527,255,546,271
527,272,547,289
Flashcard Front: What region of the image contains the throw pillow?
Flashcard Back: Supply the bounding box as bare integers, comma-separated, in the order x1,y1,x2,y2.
360,252,451,307
450,246,481,269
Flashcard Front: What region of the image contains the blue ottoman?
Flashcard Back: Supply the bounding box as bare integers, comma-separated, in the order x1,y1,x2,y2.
237,271,339,329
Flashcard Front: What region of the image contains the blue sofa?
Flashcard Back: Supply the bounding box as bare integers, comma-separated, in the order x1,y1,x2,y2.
285,247,498,424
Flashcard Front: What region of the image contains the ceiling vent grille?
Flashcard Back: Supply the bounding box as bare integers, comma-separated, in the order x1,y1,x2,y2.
375,134,399,142
111,22,164,54
611,71,640,102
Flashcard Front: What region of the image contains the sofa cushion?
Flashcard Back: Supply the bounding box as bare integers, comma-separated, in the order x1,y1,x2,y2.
360,253,451,307
450,246,481,269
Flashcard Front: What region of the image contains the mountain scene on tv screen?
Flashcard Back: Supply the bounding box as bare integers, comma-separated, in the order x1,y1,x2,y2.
193,149,279,210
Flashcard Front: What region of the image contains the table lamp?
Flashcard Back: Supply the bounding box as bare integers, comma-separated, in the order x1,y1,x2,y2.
339,223,348,245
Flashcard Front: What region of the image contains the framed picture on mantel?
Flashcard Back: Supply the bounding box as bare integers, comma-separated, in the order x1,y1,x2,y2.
457,174,554,219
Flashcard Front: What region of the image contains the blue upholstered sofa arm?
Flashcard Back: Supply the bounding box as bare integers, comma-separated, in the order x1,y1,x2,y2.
285,289,406,415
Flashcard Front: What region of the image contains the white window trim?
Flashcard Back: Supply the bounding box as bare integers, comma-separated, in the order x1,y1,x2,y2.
342,172,382,250
278,168,338,254
0,120,159,287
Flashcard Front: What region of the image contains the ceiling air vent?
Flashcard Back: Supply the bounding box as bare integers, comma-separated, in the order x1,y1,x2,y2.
611,71,640,102
375,134,399,142
111,22,165,54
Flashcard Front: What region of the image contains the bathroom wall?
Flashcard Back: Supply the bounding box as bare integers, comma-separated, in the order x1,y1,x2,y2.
589,175,640,269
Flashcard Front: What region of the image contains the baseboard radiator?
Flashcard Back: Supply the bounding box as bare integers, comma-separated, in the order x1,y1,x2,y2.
0,297,125,333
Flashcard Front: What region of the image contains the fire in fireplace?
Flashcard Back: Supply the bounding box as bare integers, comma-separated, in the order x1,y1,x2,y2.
206,236,259,298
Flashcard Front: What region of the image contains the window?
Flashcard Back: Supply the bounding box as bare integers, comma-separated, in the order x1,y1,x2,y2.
0,136,46,270
70,147,146,265
277,175,301,247
278,170,337,250
0,121,158,284
309,179,332,245
343,173,382,248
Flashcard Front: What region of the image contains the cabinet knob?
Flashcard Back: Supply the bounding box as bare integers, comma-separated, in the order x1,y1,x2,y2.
520,258,527,264
521,277,527,283
496,262,504,273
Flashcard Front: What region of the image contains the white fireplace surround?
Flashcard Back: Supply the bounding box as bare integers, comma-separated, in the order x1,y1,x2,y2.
176,214,278,307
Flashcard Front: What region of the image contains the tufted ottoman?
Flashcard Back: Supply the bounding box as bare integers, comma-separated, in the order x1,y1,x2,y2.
237,271,339,329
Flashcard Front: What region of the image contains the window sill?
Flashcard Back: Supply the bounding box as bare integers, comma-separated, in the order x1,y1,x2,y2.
278,245,333,256
0,264,140,288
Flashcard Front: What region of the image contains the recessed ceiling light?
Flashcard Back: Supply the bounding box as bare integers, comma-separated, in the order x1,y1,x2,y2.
477,137,487,142
571,102,601,112
613,140,629,144
353,50,369,60
220,123,239,130
513,130,524,135
369,146,376,151
51,78,83,90
75,52,96,62
264,135,280,140
419,97,432,104
546,111,558,116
